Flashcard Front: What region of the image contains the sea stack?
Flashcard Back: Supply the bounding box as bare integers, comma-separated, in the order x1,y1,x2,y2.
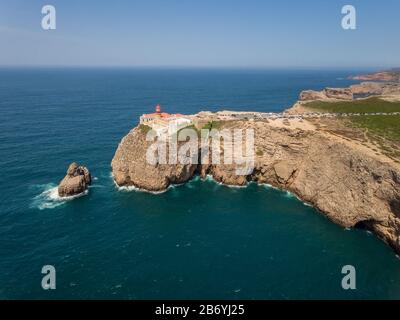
58,162,92,197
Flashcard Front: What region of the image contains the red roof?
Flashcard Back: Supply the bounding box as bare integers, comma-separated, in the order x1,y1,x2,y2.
142,112,185,119
142,104,185,119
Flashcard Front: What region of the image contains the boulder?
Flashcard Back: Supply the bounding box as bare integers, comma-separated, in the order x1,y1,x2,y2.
58,162,91,197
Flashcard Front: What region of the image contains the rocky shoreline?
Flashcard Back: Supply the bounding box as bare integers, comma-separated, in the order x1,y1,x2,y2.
111,121,400,255
111,71,400,254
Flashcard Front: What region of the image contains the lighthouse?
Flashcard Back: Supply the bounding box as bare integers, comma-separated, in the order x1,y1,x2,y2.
139,104,193,137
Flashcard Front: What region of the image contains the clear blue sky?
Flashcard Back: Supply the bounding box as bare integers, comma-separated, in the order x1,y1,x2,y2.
0,0,399,68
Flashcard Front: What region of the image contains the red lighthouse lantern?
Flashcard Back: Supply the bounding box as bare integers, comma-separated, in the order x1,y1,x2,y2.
156,104,161,114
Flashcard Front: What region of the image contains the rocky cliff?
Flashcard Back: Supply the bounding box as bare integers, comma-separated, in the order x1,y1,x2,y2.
112,128,197,192
112,121,400,253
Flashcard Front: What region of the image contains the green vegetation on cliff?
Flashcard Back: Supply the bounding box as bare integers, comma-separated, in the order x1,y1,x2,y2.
202,121,222,130
177,124,200,137
304,98,400,160
350,115,400,142
139,124,151,134
305,97,400,114
305,98,400,143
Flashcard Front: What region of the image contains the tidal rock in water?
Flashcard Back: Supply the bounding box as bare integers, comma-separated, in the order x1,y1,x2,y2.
58,162,92,197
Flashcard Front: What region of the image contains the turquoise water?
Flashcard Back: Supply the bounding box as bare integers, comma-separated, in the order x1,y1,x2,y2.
1,68,400,299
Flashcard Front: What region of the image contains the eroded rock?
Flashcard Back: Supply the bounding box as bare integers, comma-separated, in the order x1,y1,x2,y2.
58,162,91,197
323,87,353,100
299,90,326,101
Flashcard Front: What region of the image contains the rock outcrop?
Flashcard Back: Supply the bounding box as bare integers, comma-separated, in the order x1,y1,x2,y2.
299,87,353,101
323,87,353,100
112,128,197,192
112,120,400,254
58,162,92,197
299,90,326,101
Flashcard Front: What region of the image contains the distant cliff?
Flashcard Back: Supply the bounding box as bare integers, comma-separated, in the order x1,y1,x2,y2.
348,70,400,82
298,81,400,102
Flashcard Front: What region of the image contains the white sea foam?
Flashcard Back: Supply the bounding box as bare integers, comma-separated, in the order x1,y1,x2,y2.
283,190,295,198
184,176,202,189
112,171,196,194
169,182,185,189
31,183,88,210
203,174,215,182
260,183,311,206
113,176,169,194
111,171,316,208
222,182,248,189
296,195,313,207
191,175,201,182
203,174,248,189
118,183,182,194
186,182,195,189
260,183,279,190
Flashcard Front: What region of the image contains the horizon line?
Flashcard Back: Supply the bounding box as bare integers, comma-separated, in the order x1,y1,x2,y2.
0,64,391,71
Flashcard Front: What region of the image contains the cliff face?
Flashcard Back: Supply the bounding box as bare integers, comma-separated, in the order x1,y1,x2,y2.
111,128,197,192
251,125,400,252
111,121,400,253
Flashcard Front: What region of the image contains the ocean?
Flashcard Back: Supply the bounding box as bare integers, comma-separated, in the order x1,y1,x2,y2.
1,67,400,299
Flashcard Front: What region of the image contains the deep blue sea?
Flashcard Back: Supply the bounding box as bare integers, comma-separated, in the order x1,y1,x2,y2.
1,68,400,299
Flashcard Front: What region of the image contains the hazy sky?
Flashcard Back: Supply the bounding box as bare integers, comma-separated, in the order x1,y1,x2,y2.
0,0,399,68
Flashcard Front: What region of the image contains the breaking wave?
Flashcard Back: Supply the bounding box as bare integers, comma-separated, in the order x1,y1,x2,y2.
111,173,169,195
31,183,88,210
110,171,315,208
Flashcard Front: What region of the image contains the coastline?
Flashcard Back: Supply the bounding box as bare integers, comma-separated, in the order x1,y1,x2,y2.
111,71,400,254
3,67,400,299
